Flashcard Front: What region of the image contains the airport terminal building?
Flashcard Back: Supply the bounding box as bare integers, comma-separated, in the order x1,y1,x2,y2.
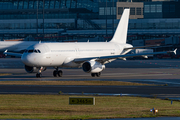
0,0,180,51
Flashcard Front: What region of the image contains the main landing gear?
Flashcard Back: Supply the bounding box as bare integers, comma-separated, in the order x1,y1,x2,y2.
35,67,63,78
53,67,63,77
91,72,101,77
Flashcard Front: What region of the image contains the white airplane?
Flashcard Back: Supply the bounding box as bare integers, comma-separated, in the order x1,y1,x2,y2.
0,41,39,53
4,9,176,78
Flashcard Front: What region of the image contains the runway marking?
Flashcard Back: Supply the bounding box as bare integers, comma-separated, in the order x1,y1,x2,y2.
0,73,11,76
142,80,180,85
102,73,172,78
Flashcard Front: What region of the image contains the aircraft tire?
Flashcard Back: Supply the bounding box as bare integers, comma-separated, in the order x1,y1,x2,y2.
53,70,58,77
36,73,42,78
58,70,63,77
91,73,96,77
96,72,101,77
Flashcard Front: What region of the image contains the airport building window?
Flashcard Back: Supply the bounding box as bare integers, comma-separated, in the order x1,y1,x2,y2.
50,0,55,9
55,0,60,9
45,1,50,9
156,4,162,13
111,7,116,15
136,8,142,15
150,5,155,13
24,1,28,9
18,1,24,9
66,0,71,8
106,7,111,15
99,7,105,15
144,5,150,13
29,1,34,9
39,1,43,9
130,7,135,15
34,1,39,9
118,7,123,15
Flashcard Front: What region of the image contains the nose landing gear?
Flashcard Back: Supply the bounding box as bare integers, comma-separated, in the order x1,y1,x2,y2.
91,72,101,77
36,67,44,78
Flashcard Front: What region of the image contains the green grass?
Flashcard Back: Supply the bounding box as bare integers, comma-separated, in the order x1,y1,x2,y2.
0,95,180,119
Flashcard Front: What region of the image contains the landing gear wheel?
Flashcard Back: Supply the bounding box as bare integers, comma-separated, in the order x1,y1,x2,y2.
53,70,58,77
58,70,63,77
96,72,101,77
53,70,63,77
91,73,96,77
36,73,42,78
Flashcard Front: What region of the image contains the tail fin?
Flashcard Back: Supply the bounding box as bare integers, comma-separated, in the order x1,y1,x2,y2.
110,8,130,44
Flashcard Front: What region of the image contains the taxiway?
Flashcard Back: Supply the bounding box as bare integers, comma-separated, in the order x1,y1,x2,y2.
0,58,180,99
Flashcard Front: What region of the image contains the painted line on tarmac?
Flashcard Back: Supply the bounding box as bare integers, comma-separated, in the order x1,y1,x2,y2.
142,79,180,85
0,73,12,76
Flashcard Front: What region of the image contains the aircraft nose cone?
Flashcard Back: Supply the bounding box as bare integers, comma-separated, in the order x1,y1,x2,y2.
21,54,29,65
21,53,35,66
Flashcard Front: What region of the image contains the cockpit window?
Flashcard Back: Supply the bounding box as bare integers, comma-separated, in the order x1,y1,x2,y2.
37,49,41,53
28,50,34,53
25,49,41,53
34,50,38,53
24,50,28,53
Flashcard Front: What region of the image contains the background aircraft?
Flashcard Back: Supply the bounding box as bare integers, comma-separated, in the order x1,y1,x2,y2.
4,9,176,78
0,41,39,53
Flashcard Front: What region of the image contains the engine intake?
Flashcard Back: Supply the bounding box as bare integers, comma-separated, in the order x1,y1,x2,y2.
82,61,105,73
25,65,46,73
25,65,39,73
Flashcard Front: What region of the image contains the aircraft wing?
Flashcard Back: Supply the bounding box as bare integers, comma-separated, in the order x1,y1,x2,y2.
74,49,177,64
3,50,22,58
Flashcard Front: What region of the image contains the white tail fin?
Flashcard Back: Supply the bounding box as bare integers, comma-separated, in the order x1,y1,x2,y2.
110,9,130,44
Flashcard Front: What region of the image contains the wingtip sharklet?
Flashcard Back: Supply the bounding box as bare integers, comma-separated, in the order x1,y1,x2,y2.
173,48,177,55
4,49,8,53
168,48,177,55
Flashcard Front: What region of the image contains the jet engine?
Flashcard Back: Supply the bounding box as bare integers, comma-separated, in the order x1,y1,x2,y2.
25,65,46,73
82,61,105,73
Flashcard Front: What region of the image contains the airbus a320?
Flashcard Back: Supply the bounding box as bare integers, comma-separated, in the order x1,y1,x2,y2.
4,9,176,78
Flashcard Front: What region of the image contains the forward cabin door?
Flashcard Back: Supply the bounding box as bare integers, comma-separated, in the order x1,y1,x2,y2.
75,47,80,57
43,45,53,65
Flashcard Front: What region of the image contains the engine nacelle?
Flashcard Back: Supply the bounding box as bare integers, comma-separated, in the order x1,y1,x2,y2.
25,65,46,73
82,61,105,73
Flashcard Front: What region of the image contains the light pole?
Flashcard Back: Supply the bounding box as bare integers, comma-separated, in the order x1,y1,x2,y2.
112,0,114,36
106,0,107,40
43,0,44,40
36,0,39,36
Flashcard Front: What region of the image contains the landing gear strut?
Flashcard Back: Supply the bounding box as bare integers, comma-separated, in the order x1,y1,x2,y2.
53,67,63,77
91,72,101,77
36,67,44,78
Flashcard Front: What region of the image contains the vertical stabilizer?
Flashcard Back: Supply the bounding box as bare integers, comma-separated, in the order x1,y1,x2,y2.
110,9,130,44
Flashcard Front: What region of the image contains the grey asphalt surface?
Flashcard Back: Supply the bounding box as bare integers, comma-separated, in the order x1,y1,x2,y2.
1,58,180,100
